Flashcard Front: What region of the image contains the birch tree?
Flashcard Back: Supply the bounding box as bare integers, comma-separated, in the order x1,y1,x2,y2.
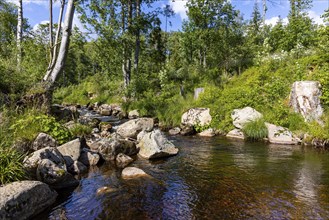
43,0,75,85
16,0,22,67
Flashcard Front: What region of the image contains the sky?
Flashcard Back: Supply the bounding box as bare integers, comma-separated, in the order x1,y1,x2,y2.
6,0,329,34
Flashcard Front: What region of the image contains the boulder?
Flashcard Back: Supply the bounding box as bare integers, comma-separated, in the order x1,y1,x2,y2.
36,159,67,185
111,104,122,116
128,110,140,119
95,139,122,161
78,149,100,166
78,117,101,128
100,122,112,132
32,133,57,151
226,129,245,140
231,107,263,129
181,108,212,127
289,81,323,123
57,138,82,167
265,123,298,145
68,161,88,175
117,139,139,156
116,153,134,168
99,104,112,116
180,124,195,136
198,128,216,137
121,167,149,179
0,181,57,220
116,118,154,139
51,104,79,121
24,147,66,178
168,127,181,135
137,130,179,159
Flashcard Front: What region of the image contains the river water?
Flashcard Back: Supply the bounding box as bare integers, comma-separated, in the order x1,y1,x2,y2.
40,135,329,220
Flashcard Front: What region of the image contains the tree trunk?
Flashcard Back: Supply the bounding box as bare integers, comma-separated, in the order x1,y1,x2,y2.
45,0,65,80
134,0,141,74
49,0,53,61
262,0,267,24
16,0,23,68
121,0,132,88
44,0,74,83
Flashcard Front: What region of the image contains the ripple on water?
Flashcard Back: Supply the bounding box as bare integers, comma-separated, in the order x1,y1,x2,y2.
39,135,329,219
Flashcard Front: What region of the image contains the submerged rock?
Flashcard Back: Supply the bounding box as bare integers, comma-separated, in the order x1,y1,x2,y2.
96,186,119,195
180,124,196,136
0,181,57,220
231,107,263,129
116,118,154,139
181,108,212,127
121,167,149,179
265,123,299,145
137,130,179,159
116,153,134,168
290,81,323,123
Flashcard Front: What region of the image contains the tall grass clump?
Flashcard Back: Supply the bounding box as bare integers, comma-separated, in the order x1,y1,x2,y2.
242,118,268,141
0,147,26,185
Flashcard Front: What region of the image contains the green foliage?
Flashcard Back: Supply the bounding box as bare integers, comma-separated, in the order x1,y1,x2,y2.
0,147,26,185
242,118,268,141
69,124,92,138
10,109,71,144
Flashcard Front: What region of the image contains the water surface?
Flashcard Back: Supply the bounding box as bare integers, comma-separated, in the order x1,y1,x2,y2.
40,136,329,219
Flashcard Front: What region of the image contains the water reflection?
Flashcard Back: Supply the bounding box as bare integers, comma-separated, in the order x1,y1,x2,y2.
39,136,329,219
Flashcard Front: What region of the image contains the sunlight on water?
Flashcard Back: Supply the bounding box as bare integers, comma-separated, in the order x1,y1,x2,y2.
39,136,329,220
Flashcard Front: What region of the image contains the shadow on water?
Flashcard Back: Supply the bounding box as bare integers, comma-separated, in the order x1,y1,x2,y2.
38,135,329,219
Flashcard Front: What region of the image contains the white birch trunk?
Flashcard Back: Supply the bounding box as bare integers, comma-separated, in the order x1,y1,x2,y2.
17,0,23,67
44,0,75,83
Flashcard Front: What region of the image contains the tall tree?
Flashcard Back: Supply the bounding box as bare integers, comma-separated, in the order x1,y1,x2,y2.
49,0,53,61
43,0,76,84
16,0,22,67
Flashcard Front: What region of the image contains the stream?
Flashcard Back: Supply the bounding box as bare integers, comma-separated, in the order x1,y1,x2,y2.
37,133,329,219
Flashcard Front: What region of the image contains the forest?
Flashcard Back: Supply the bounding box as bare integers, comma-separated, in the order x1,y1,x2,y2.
1,0,329,217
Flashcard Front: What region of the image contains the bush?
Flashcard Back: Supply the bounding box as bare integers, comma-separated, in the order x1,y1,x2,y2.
0,147,26,185
242,119,268,141
10,109,72,144
69,124,92,138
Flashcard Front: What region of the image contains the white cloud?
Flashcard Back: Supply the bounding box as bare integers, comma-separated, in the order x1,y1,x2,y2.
265,16,288,26
168,0,188,20
307,10,324,25
33,20,49,31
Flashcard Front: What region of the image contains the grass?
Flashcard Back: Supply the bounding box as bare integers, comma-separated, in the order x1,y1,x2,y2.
242,118,268,141
0,147,26,185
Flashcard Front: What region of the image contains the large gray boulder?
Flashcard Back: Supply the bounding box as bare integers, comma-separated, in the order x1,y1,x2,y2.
24,147,66,178
0,181,57,220
95,139,122,161
32,133,57,151
289,81,323,123
265,123,299,145
57,138,82,167
78,149,100,166
137,130,179,159
181,108,212,127
231,107,263,129
116,118,154,139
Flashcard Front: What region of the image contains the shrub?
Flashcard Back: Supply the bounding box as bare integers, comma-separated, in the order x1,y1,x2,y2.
69,124,92,138
10,109,72,144
242,118,268,141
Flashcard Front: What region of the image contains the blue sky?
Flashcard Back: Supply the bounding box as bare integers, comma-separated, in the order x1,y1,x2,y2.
8,0,329,33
